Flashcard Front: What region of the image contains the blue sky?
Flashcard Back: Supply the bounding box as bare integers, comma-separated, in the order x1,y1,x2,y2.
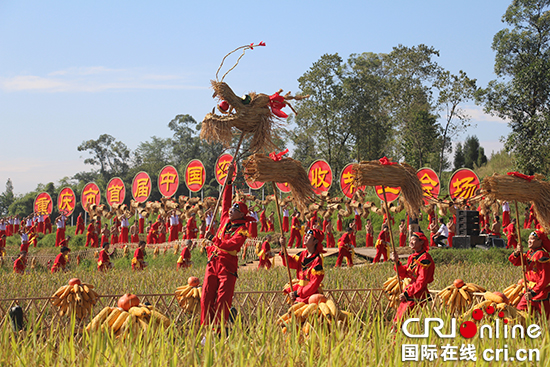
0,1,512,194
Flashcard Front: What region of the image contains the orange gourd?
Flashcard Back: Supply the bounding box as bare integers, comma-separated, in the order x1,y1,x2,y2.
308,294,327,304
453,279,465,288
68,278,81,286
117,293,140,311
188,277,200,287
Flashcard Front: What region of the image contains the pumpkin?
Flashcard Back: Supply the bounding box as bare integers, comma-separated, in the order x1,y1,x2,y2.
68,278,81,286
188,277,200,287
308,294,327,304
453,279,464,289
117,293,140,311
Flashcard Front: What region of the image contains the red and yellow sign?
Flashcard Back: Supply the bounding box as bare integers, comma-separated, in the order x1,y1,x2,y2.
244,171,264,190
106,177,126,207
158,165,179,197
81,183,101,211
339,163,365,199
215,154,237,186
449,168,480,200
184,160,205,192
375,185,401,202
57,187,76,216
308,159,333,195
132,172,152,203
276,182,291,193
417,167,440,204
34,192,53,215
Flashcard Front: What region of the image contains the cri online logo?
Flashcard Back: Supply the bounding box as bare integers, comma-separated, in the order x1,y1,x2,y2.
402,306,541,340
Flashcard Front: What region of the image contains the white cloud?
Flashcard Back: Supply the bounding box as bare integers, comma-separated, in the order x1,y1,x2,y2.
0,67,208,92
462,104,508,124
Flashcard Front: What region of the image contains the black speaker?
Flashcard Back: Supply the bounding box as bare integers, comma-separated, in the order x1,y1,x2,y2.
457,210,480,236
452,235,485,249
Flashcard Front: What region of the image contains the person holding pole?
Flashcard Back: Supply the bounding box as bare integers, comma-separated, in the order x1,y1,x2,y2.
201,163,252,327
390,231,434,321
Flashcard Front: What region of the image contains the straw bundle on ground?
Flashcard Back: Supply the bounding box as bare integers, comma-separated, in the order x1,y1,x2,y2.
243,154,315,211
352,160,423,219
481,173,550,232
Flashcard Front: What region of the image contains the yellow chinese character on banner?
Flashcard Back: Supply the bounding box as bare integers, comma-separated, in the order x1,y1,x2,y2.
310,167,330,188
59,193,74,212
135,178,150,198
342,172,356,193
35,197,50,214
452,177,477,199
160,172,177,192
419,173,439,197
187,167,203,186
83,187,99,205
376,186,400,195
108,184,124,204
217,160,230,180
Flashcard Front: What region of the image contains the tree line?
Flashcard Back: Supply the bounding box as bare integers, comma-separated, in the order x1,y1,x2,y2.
2,0,549,218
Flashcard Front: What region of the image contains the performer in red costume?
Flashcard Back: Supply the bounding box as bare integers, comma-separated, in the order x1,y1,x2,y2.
119,214,130,244
186,213,198,240
13,251,27,274
287,211,302,248
279,228,325,303
335,224,355,267
75,213,85,235
259,209,268,232
131,241,147,271
365,218,374,247
168,210,180,241
138,211,145,234
282,206,289,233
373,224,390,263
509,230,550,318
51,246,71,273
177,240,192,269
85,219,96,247
354,207,362,231
398,219,407,247
504,218,518,249
325,221,336,248
97,242,114,271
200,164,252,327
336,212,343,232
390,231,434,321
257,235,273,270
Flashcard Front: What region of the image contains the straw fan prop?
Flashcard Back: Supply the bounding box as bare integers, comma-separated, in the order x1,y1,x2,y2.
352,157,424,293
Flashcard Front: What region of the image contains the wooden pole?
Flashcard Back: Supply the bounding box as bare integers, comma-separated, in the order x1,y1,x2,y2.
206,134,246,235
271,182,294,289
514,202,529,295
382,186,402,294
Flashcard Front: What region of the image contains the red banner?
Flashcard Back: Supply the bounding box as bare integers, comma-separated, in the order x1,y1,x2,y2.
215,154,237,186
244,172,265,190
184,160,205,192
339,163,365,199
81,183,101,211
308,159,333,195
57,187,76,216
449,168,480,200
132,172,152,203
106,177,126,207
375,185,401,202
417,167,440,204
158,165,179,197
34,192,53,215
276,182,291,193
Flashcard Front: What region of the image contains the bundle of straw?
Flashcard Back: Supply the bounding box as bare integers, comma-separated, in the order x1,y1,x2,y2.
481,173,550,232
200,81,279,152
352,160,423,219
243,154,315,212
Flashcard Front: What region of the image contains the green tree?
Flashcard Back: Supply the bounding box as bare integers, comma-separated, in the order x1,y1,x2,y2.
77,134,131,181
478,0,550,175
400,105,440,168
0,178,15,216
454,142,465,170
463,135,487,169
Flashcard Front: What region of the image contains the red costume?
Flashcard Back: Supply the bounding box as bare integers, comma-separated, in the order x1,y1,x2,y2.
186,216,198,240
282,211,289,232
131,233,140,243
132,247,146,270
44,216,52,234
85,223,96,247
527,205,538,229
509,247,550,318
257,240,272,269
259,210,268,232
248,217,258,238
177,246,192,269
394,247,435,321
288,216,302,248
13,257,26,274
97,249,112,271
326,231,335,248
139,216,145,234
51,253,67,273
504,222,518,249
354,212,362,231
200,183,250,326
335,232,354,267
336,217,343,232
281,249,324,303
373,229,390,263
75,214,85,235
